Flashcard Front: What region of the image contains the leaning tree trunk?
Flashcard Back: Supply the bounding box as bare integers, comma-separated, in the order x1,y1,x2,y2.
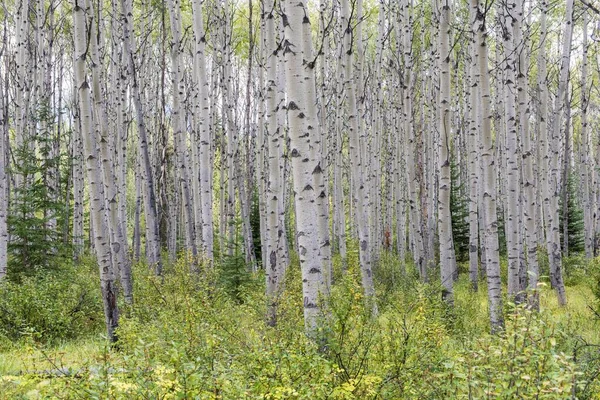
72,0,119,342
121,0,163,273
87,0,133,303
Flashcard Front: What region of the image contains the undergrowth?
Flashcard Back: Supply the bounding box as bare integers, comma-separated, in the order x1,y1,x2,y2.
0,250,599,399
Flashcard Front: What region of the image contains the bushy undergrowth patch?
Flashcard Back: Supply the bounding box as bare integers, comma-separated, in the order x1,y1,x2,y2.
0,257,102,347
1,252,600,399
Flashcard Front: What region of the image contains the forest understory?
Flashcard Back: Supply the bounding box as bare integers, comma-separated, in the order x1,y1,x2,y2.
1,249,600,399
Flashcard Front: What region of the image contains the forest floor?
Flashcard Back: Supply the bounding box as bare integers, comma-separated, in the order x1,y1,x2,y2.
1,251,600,399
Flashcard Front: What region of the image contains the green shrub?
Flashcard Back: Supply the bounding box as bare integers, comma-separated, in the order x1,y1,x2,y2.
0,259,102,345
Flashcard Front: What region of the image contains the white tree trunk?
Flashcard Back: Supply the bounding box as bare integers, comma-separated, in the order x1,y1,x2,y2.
73,0,119,342
283,0,326,334
166,0,198,261
341,0,377,313
501,0,522,302
474,2,503,332
438,0,457,303
0,63,7,280
580,12,593,260
547,0,572,306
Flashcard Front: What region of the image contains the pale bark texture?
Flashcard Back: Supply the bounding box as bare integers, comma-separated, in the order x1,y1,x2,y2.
474,1,503,332
191,0,214,263
264,0,289,324
581,12,593,260
546,0,571,306
341,0,377,313
501,0,522,302
283,0,326,334
0,61,7,280
438,0,456,303
515,0,538,305
166,0,198,261
73,0,119,342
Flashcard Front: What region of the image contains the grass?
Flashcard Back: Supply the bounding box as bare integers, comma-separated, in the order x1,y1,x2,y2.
1,252,599,398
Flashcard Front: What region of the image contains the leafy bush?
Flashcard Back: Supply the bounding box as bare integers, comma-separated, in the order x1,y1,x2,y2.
0,258,102,345
1,253,598,399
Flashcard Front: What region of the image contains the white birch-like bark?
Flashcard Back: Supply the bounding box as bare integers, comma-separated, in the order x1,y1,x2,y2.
300,3,331,293
581,12,593,260
515,0,538,304
264,0,289,323
119,0,162,272
500,0,522,301
341,0,377,312
467,0,480,291
0,61,7,280
547,0,571,306
166,0,198,261
474,1,503,331
86,0,133,303
73,0,119,342
438,0,456,303
191,0,214,263
333,7,347,267
283,0,326,334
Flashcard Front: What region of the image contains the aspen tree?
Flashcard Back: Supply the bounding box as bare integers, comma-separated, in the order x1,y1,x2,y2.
438,0,457,303
166,0,198,261
581,12,593,260
515,0,539,303
264,0,289,323
72,79,85,261
73,0,119,342
467,0,480,291
400,0,426,279
283,0,326,333
500,0,522,301
0,60,6,280
474,0,503,331
341,0,377,312
191,0,214,263
546,0,572,306
119,0,162,272
86,0,133,303
333,0,347,268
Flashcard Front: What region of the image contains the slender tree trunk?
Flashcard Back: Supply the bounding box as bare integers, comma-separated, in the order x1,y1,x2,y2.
581,12,593,260
501,0,522,302
73,0,119,342
515,0,538,305
547,0,572,306
438,0,456,303
474,1,503,332
166,0,198,262
191,0,214,263
87,0,133,303
0,54,7,280
341,0,377,313
467,0,480,291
